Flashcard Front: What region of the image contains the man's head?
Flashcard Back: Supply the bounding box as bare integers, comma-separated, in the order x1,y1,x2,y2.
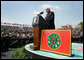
46,8,51,13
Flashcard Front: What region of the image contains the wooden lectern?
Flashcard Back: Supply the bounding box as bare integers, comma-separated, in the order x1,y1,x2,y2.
30,13,48,50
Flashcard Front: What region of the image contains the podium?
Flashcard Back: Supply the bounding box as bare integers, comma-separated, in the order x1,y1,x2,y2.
30,13,48,50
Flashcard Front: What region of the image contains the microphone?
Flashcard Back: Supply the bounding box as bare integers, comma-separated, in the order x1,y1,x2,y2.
39,12,44,14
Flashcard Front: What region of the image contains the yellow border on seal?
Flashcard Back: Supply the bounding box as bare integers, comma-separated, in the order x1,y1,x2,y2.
40,29,71,56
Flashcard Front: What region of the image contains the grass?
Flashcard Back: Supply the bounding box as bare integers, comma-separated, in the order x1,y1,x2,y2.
9,46,32,59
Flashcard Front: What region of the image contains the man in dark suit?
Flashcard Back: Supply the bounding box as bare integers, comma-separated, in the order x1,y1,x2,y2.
45,8,55,29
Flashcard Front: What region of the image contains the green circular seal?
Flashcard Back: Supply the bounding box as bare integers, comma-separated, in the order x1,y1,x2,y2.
47,33,61,49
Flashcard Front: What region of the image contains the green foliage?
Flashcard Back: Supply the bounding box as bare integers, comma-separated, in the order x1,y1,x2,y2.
9,47,32,59
78,22,83,32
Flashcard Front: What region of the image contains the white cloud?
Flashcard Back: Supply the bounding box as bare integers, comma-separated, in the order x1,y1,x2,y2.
55,19,83,29
41,4,61,10
69,19,83,28
33,10,40,15
46,1,55,3
75,20,83,25
41,4,51,9
54,6,61,10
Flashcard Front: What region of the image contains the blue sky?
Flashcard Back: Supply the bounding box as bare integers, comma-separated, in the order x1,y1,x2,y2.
1,1,83,28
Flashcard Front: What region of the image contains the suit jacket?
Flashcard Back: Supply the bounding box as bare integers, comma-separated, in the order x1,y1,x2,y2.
45,11,55,29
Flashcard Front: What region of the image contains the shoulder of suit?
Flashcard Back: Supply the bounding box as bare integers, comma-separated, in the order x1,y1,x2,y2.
50,11,54,15
51,11,54,13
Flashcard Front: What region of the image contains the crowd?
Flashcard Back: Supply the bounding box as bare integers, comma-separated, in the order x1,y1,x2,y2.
1,24,83,51
1,25,33,39
58,25,83,43
61,25,83,38
1,25,33,51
